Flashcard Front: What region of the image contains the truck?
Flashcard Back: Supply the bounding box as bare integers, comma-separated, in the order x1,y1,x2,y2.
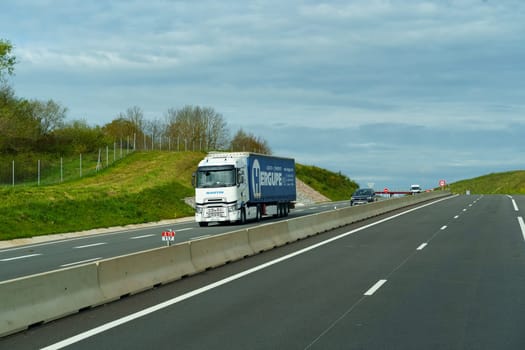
193,152,296,226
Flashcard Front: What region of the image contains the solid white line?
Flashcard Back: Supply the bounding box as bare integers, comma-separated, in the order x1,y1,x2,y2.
0,253,41,262
130,234,155,240
364,279,387,296
454,215,459,219
518,217,525,241
74,242,107,249
61,257,102,267
440,225,447,230
41,195,456,350
512,199,519,212
416,243,428,251
190,235,211,241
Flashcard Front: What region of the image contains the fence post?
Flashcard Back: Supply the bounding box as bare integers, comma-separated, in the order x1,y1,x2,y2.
80,153,82,178
61,157,63,183
12,160,14,187
38,159,41,186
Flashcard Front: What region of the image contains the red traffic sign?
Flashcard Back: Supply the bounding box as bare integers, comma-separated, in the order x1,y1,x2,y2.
439,179,446,187
162,230,176,241
383,188,389,193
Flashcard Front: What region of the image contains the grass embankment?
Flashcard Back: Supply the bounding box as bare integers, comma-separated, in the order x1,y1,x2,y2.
448,170,525,195
295,164,359,201
0,152,360,240
0,151,204,240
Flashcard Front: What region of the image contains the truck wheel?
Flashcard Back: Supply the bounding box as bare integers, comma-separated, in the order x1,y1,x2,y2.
199,222,208,227
256,206,261,222
240,208,246,224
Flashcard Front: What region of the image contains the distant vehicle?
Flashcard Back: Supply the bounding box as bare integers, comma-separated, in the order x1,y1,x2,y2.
351,188,376,206
410,184,422,194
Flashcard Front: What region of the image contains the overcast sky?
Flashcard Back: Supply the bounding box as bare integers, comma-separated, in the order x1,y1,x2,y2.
2,0,524,191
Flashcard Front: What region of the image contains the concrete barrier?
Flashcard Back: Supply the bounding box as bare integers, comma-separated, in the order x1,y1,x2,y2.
0,264,103,337
247,221,291,253
0,191,451,337
97,242,196,303
190,229,253,272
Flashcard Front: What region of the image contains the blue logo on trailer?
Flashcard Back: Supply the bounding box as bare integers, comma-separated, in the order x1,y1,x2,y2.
252,159,261,199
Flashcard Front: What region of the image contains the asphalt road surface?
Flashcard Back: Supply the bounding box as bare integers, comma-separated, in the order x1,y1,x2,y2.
2,194,525,349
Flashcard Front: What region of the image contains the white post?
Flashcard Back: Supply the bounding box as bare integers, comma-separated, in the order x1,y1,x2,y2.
80,153,82,178
12,160,14,187
38,159,41,185
60,157,63,182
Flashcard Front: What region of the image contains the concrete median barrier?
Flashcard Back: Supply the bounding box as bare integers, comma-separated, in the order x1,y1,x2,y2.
0,264,103,337
190,229,253,272
97,242,196,303
247,221,291,253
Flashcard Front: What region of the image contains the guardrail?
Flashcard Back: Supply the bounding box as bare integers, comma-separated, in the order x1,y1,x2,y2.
0,191,450,337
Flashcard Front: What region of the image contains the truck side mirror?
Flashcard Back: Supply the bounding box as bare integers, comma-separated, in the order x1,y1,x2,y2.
237,169,244,186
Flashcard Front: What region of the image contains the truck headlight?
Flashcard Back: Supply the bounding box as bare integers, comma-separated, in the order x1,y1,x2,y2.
228,204,237,213
196,206,203,214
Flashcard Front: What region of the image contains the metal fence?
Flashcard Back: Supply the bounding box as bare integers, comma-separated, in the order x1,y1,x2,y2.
0,149,130,187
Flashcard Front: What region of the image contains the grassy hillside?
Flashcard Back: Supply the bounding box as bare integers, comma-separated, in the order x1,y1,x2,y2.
0,151,204,240
295,164,359,201
0,152,360,240
448,170,525,195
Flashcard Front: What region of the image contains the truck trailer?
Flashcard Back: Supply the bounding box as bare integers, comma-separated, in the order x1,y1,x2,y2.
193,152,296,226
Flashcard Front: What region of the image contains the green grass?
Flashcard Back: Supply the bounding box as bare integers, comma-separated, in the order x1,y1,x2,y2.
0,151,205,240
448,170,525,195
295,164,359,201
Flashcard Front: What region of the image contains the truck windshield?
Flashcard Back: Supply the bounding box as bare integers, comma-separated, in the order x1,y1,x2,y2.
196,166,236,188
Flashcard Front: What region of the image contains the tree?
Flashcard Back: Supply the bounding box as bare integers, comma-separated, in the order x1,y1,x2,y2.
0,39,16,83
230,128,271,154
0,86,40,152
30,99,67,135
165,105,229,151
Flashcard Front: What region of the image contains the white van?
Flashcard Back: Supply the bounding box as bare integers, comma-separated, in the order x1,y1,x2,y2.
410,184,422,194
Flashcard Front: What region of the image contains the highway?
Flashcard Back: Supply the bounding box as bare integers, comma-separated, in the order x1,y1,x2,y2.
2,194,524,349
0,201,351,281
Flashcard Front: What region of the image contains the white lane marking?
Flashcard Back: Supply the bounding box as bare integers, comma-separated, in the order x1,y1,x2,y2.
463,209,467,212
512,199,519,212
364,279,387,296
190,235,211,241
454,215,459,219
41,195,457,350
130,234,155,240
518,217,525,241
440,225,447,230
0,253,41,262
417,243,428,251
469,204,473,207
295,209,305,213
74,243,107,249
177,228,192,232
61,257,102,267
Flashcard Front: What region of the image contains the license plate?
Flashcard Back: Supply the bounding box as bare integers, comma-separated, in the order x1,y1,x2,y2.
207,208,224,217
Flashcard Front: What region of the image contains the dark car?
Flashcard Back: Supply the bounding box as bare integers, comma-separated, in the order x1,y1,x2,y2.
351,188,377,206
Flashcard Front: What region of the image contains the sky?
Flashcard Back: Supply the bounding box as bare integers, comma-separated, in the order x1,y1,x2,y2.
1,0,524,191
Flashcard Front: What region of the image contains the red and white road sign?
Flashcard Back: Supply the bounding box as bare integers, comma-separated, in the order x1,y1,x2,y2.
383,188,389,193
162,230,176,241
439,179,446,187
